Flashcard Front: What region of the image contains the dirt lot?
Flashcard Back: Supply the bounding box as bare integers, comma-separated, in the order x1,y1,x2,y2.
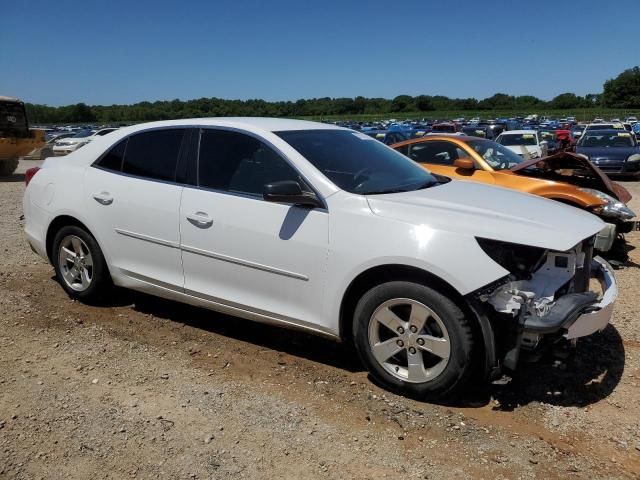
1,160,640,479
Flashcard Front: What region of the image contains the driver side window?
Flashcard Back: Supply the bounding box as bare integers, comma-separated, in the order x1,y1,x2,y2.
198,129,306,197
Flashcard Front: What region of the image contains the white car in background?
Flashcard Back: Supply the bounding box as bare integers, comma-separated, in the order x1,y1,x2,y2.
495,130,548,159
53,127,118,155
23,118,617,400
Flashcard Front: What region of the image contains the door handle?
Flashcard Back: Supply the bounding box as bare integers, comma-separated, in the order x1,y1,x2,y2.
186,212,213,228
93,192,113,205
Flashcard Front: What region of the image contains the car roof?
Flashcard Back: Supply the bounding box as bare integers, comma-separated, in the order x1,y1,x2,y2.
118,117,341,134
390,135,488,148
0,96,22,103
498,130,536,135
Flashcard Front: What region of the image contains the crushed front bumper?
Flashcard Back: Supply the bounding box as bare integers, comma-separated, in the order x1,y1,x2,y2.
518,256,617,339
562,256,617,340
482,253,618,371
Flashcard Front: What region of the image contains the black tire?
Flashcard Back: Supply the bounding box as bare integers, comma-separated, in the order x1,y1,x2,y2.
0,158,19,176
52,225,112,303
353,281,475,400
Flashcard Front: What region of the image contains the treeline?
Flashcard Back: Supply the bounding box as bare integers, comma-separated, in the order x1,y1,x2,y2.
23,93,603,124
25,66,640,124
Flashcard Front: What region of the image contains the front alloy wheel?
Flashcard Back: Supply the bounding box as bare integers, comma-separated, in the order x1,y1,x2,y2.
368,298,451,383
354,281,475,400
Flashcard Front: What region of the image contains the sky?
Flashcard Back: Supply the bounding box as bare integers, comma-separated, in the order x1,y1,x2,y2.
1,0,638,106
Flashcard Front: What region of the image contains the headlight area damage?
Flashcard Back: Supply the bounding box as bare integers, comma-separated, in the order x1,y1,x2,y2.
471,237,617,372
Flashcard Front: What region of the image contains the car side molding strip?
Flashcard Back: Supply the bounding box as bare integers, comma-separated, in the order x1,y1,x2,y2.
115,228,180,249
181,244,309,281
114,229,309,281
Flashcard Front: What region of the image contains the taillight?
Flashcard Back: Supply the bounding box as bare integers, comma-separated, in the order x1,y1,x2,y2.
25,167,41,186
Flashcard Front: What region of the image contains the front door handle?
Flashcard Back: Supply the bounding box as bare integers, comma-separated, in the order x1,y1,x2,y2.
186,212,213,228
93,192,113,205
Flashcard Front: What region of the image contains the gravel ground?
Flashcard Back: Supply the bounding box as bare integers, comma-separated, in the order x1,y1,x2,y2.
1,160,640,479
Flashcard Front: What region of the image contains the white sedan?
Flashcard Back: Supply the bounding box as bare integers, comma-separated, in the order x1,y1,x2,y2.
23,118,617,399
52,127,118,155
495,130,548,159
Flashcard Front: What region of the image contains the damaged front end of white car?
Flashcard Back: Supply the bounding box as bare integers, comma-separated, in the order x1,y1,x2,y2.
470,236,617,372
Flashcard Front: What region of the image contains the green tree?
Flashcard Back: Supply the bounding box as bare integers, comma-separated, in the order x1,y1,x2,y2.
391,95,415,112
548,93,582,109
603,66,640,108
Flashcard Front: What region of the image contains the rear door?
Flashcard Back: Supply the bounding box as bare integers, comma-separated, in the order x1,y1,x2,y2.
84,128,190,289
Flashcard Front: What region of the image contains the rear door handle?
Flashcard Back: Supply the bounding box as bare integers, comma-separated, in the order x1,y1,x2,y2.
93,192,113,205
186,211,213,228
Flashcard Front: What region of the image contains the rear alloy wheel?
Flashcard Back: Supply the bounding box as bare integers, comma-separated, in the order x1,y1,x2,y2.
354,281,475,400
57,235,94,292
52,225,111,302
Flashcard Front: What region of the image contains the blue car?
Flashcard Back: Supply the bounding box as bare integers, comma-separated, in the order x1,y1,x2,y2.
575,129,640,177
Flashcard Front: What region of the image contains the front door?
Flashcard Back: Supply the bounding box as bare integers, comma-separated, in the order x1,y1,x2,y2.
179,128,329,330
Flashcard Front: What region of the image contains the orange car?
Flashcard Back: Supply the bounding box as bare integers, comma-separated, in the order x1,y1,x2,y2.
391,135,637,250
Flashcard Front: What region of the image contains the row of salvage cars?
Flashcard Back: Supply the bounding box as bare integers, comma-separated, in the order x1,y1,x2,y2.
23,117,633,400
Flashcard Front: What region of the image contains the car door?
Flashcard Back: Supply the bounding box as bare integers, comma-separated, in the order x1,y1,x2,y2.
406,141,496,184
83,128,189,290
179,128,329,329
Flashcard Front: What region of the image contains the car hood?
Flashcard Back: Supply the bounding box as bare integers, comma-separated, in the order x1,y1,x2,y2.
510,151,632,203
575,146,636,160
366,180,603,252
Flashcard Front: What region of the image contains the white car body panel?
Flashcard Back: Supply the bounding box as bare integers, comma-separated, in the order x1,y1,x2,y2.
23,118,606,340
83,166,185,289
180,186,330,331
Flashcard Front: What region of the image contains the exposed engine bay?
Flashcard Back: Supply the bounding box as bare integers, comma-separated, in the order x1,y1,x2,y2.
474,236,617,370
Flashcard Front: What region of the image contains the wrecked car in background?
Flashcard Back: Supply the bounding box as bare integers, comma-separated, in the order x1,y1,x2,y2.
391,136,636,252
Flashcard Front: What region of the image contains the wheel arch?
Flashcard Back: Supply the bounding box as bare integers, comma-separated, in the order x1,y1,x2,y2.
45,215,96,262
338,263,498,380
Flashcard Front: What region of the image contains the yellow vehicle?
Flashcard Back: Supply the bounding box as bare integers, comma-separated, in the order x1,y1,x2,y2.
0,96,45,176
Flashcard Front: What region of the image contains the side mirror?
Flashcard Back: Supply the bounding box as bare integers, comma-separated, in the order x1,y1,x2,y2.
263,180,322,208
453,158,475,170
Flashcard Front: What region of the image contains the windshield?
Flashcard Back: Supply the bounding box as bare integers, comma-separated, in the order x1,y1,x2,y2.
72,129,94,138
462,127,487,137
587,123,624,131
0,101,29,138
497,133,537,146
432,124,456,133
276,129,439,195
467,139,526,170
579,132,636,148
539,131,558,142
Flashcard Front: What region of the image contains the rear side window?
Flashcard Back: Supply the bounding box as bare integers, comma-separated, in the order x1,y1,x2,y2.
198,129,303,196
122,129,186,181
96,139,127,172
